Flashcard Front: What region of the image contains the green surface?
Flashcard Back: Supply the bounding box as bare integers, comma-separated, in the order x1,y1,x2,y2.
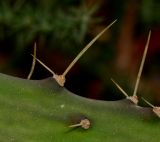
0,73,159,142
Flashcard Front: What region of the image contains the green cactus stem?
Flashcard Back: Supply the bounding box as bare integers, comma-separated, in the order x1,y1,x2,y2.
0,73,159,142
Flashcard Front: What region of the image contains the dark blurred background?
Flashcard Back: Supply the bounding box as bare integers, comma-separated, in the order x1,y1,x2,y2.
0,0,160,104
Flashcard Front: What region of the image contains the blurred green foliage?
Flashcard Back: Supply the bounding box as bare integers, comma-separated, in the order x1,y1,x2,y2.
0,0,99,54
0,0,160,57
140,0,160,25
